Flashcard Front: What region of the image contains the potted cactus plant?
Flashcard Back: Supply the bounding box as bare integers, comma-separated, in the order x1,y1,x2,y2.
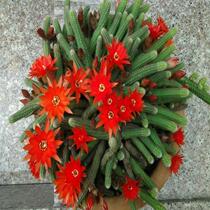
9,0,210,209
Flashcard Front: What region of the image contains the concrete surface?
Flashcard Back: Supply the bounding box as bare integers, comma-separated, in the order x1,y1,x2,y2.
0,0,210,209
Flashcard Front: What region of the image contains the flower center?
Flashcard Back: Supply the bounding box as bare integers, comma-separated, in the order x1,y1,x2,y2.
52,96,60,106
120,105,126,113
99,84,105,92
114,52,119,61
131,99,136,106
72,169,79,177
39,140,48,151
75,79,83,88
108,111,114,119
107,98,112,105
128,186,133,191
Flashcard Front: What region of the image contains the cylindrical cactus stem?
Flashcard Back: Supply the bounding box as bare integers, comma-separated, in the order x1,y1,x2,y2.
123,148,135,179
139,190,166,210
53,44,63,79
64,6,73,36
149,71,172,83
150,128,171,167
127,25,148,41
53,18,62,34
90,0,111,53
77,141,106,206
179,76,210,105
131,138,154,164
131,0,143,20
105,156,115,189
108,134,121,153
153,45,176,63
158,79,183,88
140,137,162,158
169,62,185,74
124,37,134,53
101,28,112,44
122,127,151,139
69,10,92,66
150,88,190,100
83,6,90,27
157,106,187,125
114,166,125,177
101,148,114,172
9,98,40,124
115,12,133,41
70,49,84,68
139,113,149,128
108,12,122,35
131,50,158,71
163,142,177,155
143,102,158,115
130,157,157,189
139,4,150,13
147,114,178,133
57,33,72,60
42,16,51,55
130,38,141,60
125,61,168,85
68,117,109,140
82,104,97,120
117,149,125,161
95,35,103,59
125,141,147,168
116,0,127,14
134,13,145,32
146,27,177,53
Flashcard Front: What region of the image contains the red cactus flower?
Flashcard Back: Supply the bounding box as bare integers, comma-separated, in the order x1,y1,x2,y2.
170,154,183,174
106,39,130,70
122,177,140,200
102,92,119,107
39,78,74,124
128,89,144,113
97,104,120,137
90,63,117,103
171,128,184,146
24,121,62,171
29,55,57,78
28,160,40,179
65,63,91,103
157,17,169,35
118,96,133,122
69,127,95,153
54,157,86,207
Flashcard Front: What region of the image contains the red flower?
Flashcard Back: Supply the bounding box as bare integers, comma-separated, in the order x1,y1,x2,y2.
122,177,140,201
29,55,57,78
118,96,133,122
54,158,86,207
90,63,117,103
69,127,95,153
106,39,130,70
171,128,184,146
24,121,62,171
97,104,120,137
39,78,74,123
170,154,183,174
102,92,119,107
157,17,169,35
65,63,90,103
28,160,40,179
128,89,144,113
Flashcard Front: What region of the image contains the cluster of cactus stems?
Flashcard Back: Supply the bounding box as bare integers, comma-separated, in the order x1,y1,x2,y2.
9,0,210,209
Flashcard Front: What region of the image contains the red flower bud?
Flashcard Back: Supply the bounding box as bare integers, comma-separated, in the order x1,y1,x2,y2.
149,82,157,89
148,95,158,102
167,57,179,68
141,79,151,87
172,70,186,79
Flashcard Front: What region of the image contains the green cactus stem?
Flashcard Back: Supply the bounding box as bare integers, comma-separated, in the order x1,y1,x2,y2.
140,137,162,158
149,71,172,83
131,0,143,20
131,50,158,72
169,62,185,74
57,33,71,60
95,35,103,59
131,138,154,164
53,18,62,34
105,156,115,189
42,16,51,55
157,106,187,125
130,38,141,60
122,127,151,139
147,114,178,133
109,12,122,35
126,61,168,85
90,0,111,53
130,157,157,189
53,44,63,79
179,76,210,105
139,190,166,210
101,28,112,44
